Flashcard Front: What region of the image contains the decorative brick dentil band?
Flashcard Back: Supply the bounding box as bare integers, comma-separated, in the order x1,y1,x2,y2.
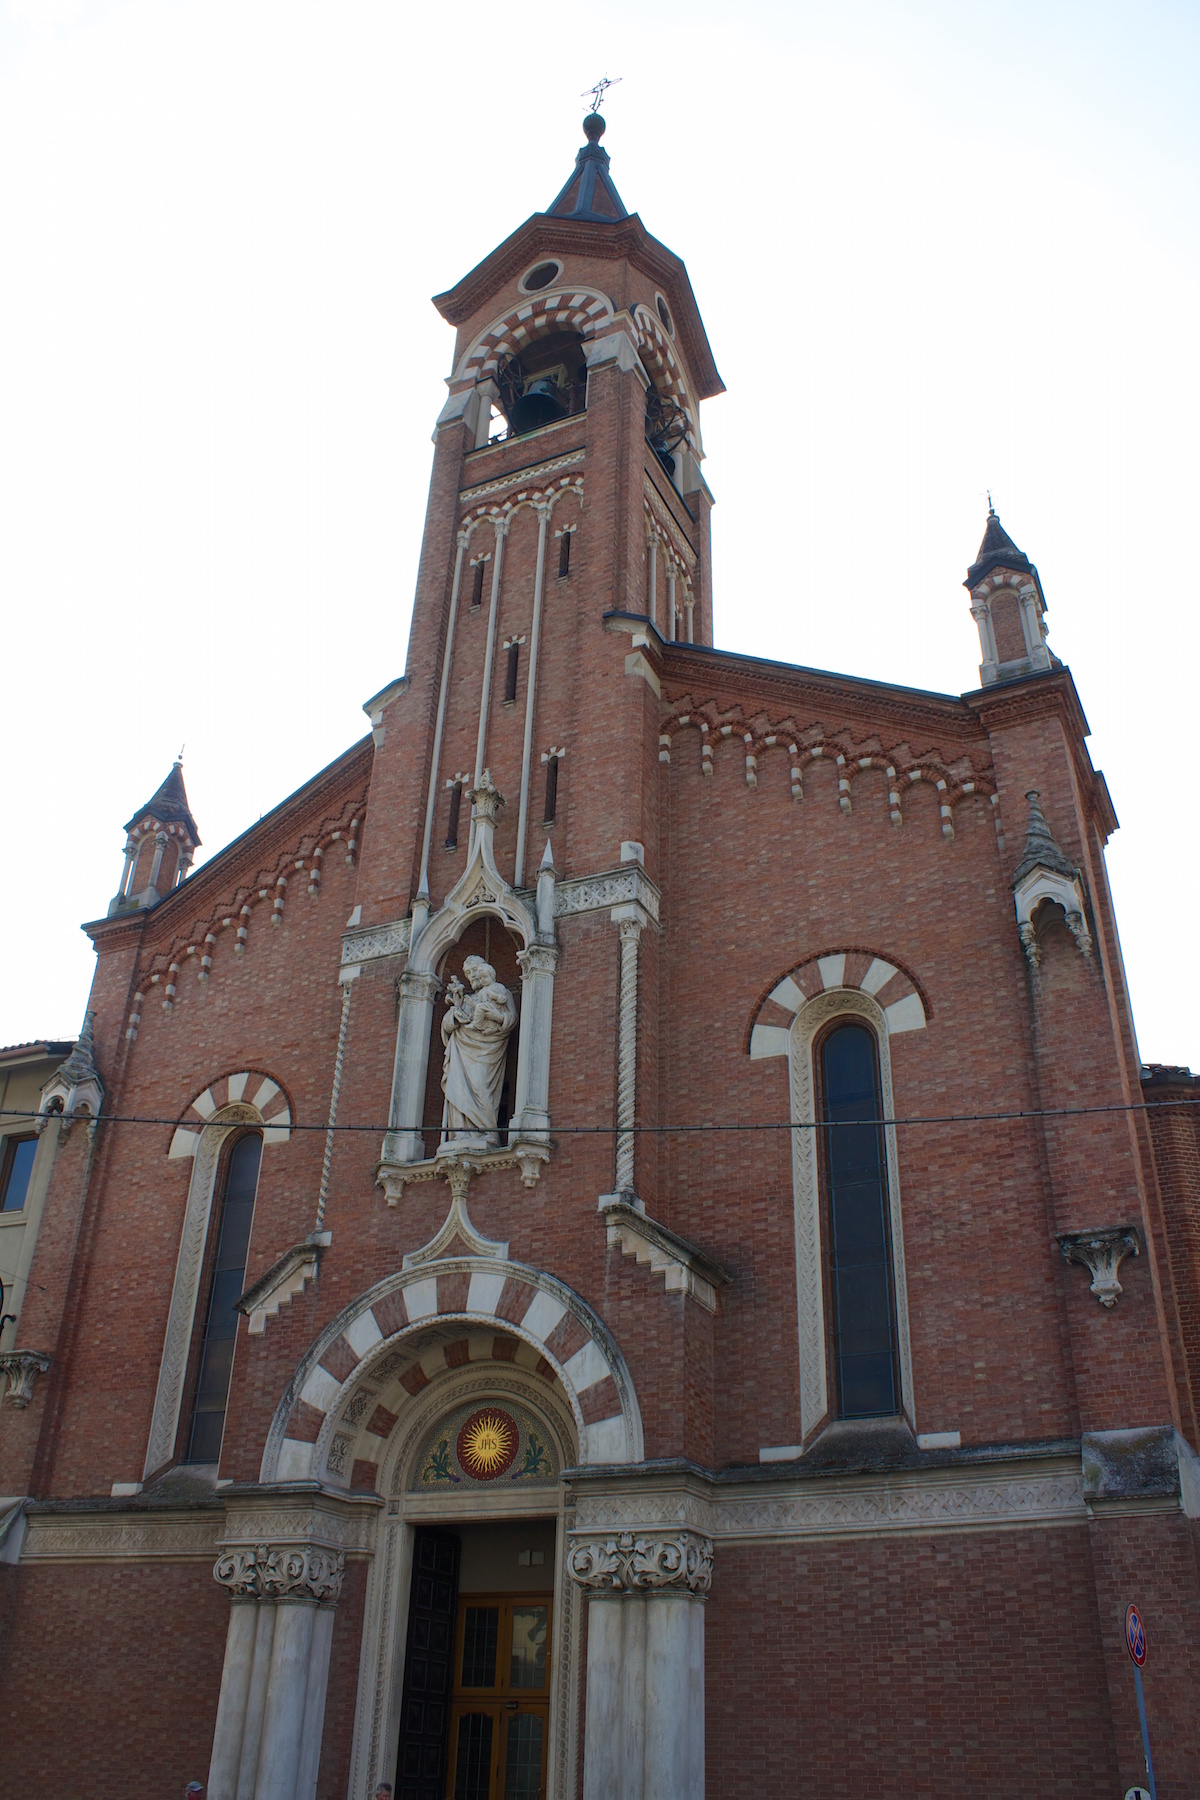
213,1542,346,1604
567,1529,713,1595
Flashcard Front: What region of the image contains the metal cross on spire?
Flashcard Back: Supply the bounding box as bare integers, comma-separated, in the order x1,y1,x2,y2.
582,75,622,114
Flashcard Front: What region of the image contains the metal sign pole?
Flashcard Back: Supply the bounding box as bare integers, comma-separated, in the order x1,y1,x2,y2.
1124,1603,1157,1800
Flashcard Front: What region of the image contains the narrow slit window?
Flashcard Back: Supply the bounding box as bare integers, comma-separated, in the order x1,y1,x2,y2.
558,531,572,578
445,781,463,849
185,1133,262,1463
818,1023,899,1419
471,560,486,609
505,643,520,705
543,756,559,824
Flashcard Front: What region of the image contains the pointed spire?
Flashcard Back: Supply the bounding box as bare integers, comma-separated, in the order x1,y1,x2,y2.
54,1010,99,1088
1012,791,1078,887
964,504,1035,591
546,114,629,223
539,837,556,872
124,758,200,842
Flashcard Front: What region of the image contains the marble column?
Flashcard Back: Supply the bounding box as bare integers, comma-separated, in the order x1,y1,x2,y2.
384,968,443,1165
209,1542,345,1800
568,1528,712,1800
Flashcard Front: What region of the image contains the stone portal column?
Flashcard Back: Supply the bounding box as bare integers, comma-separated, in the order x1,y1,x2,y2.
384,968,443,1164
209,1542,345,1800
568,1528,712,1800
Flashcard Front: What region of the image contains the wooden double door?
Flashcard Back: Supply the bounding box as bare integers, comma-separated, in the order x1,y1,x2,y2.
394,1529,551,1800
447,1593,552,1800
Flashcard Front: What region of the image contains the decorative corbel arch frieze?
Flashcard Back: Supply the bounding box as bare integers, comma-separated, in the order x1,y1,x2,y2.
144,1082,291,1477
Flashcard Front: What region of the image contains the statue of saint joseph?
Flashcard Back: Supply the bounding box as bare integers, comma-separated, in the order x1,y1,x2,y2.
440,954,518,1144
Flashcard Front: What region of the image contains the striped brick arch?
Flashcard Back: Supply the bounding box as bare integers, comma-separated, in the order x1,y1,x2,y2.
457,290,613,384
167,1071,292,1158
748,951,929,1059
262,1259,644,1489
633,305,696,440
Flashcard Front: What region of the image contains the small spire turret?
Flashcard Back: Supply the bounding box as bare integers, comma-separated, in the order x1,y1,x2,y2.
546,112,629,223
964,505,1052,687
108,759,200,916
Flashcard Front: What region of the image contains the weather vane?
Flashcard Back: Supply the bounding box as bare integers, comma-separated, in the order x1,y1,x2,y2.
582,75,622,114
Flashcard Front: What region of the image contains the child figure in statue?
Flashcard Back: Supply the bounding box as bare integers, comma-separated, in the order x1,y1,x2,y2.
440,953,518,1147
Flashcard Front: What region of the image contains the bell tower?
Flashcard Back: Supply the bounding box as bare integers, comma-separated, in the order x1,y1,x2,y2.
107,759,200,917
357,111,723,924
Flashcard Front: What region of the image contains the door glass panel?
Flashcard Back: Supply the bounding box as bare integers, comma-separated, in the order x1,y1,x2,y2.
453,1713,493,1800
509,1607,549,1690
461,1607,499,1687
504,1713,544,1799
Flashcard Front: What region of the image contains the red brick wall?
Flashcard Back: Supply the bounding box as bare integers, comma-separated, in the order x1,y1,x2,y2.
0,1560,227,1799
707,1526,1118,1796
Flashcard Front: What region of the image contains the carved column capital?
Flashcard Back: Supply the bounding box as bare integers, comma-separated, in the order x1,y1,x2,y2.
0,1349,51,1409
468,768,506,826
1058,1227,1140,1307
398,968,443,1006
567,1529,713,1596
213,1542,346,1605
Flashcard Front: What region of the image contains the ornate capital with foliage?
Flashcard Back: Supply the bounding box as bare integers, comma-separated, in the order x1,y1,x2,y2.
213,1542,346,1605
567,1529,713,1595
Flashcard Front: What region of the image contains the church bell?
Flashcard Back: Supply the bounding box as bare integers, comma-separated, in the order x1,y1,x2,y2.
508,374,569,435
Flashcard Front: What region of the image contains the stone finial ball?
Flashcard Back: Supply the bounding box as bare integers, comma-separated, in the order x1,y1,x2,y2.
583,113,606,143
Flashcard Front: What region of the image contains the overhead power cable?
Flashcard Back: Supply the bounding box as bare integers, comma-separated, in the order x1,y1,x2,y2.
2,1096,1198,1135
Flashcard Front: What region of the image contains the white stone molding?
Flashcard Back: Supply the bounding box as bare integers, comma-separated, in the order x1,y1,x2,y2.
340,918,412,972
566,1454,1087,1545
0,1349,51,1409
458,448,586,507
145,1100,274,1477
315,978,354,1233
553,863,661,924
601,1200,729,1313
567,1528,713,1594
785,989,914,1443
213,1542,346,1604
21,1509,223,1562
611,913,643,1199
237,1240,326,1338
1058,1227,1140,1306
513,502,552,888
260,1257,644,1487
402,1171,509,1268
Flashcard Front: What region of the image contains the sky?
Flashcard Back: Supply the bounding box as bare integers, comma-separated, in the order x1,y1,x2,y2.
2,0,1198,1064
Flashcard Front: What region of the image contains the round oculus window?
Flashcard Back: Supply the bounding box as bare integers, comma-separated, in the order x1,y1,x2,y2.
655,294,674,335
522,260,562,294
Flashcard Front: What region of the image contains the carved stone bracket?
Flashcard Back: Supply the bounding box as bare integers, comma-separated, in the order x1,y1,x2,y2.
601,1200,730,1313
378,1141,548,1208
567,1528,713,1595
0,1349,51,1409
1058,1226,1140,1307
213,1541,346,1605
403,1171,510,1268
237,1237,327,1337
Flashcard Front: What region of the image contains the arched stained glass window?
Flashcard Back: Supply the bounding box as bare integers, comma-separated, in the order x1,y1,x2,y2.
818,1023,900,1419
185,1132,262,1463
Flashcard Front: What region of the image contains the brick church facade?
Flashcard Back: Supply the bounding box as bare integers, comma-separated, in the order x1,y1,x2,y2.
2,115,1199,1799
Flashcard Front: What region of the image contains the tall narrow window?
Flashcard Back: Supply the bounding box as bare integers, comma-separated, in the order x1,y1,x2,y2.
0,1135,37,1212
818,1023,899,1418
185,1132,262,1462
557,530,572,578
542,754,559,825
504,642,520,705
471,559,486,609
445,780,463,849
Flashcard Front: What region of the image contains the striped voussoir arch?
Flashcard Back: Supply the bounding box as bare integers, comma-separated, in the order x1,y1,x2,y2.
167,1071,292,1158
267,1259,641,1485
748,951,929,1059
464,292,612,382
633,305,695,430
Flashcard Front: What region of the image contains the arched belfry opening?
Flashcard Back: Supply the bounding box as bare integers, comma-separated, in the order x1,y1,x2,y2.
495,329,588,438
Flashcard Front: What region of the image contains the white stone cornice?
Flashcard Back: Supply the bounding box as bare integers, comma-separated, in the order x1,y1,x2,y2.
552,864,661,926
341,919,412,971
601,1200,729,1313
237,1239,326,1338
21,1508,223,1562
